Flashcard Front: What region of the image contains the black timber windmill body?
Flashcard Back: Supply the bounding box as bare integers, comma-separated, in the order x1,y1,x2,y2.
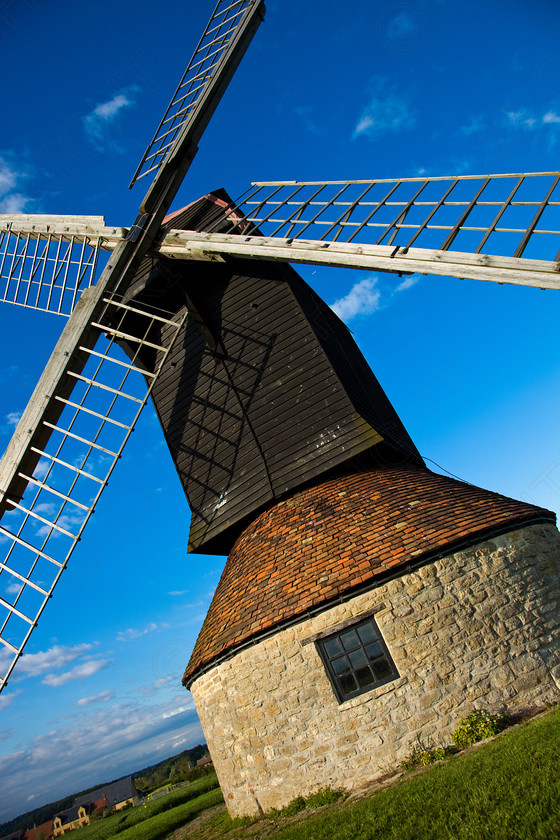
0,0,559,697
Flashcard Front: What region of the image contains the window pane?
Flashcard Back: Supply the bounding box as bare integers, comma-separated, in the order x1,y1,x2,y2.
338,673,357,695
340,630,359,651
357,622,377,644
318,615,397,703
356,666,375,688
349,649,367,669
332,655,351,676
365,641,383,661
372,659,393,680
323,637,344,658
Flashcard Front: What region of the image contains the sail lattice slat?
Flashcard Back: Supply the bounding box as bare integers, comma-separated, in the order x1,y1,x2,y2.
214,172,560,262
0,294,186,693
0,217,125,316
130,0,263,188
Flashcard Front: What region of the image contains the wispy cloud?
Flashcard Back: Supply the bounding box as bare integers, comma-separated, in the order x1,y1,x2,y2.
1,643,96,679
42,658,111,687
0,153,34,213
293,105,323,136
505,107,560,131
0,690,19,710
116,621,167,643
387,12,415,40
330,272,419,323
5,411,21,428
76,689,114,707
396,275,419,292
352,76,416,140
0,692,202,822
83,86,140,151
460,116,484,136
330,277,381,321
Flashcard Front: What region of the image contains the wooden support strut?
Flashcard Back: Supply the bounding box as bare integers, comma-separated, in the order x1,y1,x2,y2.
156,230,560,291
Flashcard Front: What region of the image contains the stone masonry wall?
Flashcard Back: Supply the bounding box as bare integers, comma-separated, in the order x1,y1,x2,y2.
190,523,560,817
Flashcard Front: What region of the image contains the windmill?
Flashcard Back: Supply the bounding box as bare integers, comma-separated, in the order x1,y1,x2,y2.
1,0,560,816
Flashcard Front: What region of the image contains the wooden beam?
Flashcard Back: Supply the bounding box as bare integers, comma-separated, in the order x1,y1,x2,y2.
157,230,560,290
0,215,127,248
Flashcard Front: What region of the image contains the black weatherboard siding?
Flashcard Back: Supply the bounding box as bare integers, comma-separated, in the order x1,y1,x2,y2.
118,193,422,555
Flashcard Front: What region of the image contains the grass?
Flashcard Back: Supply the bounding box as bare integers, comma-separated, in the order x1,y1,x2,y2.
114,789,223,840
77,773,220,840
74,709,560,840
262,707,560,840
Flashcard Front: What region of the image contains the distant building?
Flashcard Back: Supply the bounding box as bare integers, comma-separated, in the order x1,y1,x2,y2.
75,777,138,812
52,804,90,837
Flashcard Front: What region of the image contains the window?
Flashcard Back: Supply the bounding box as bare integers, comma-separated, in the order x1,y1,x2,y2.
316,615,398,702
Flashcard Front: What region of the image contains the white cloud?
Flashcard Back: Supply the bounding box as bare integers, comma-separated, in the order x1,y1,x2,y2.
396,275,419,292
0,691,202,823
83,86,140,150
505,107,560,130
330,277,381,321
116,621,160,642
5,411,21,428
0,154,34,214
76,689,114,707
162,704,192,719
7,643,96,678
42,658,111,687
352,76,416,140
0,690,20,710
330,271,420,323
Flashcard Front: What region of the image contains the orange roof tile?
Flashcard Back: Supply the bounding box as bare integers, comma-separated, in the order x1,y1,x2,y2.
183,465,554,687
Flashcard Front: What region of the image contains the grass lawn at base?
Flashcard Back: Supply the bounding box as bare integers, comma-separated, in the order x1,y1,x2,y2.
264,708,560,840
77,774,220,840
114,789,223,840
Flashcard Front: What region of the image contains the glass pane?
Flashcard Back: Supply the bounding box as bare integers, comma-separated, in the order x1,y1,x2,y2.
349,649,367,669
332,655,351,676
372,659,393,680
365,641,383,661
356,666,375,688
340,630,359,651
357,621,377,644
338,673,357,696
323,637,344,658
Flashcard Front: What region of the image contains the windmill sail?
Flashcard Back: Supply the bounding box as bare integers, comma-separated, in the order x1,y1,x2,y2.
0,216,125,316
0,282,186,692
0,0,267,696
130,0,265,211
157,172,560,289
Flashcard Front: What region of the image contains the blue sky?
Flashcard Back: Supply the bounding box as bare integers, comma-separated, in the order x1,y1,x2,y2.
1,0,560,824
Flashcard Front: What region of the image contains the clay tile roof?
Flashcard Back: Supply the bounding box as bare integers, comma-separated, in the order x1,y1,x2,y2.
183,465,554,686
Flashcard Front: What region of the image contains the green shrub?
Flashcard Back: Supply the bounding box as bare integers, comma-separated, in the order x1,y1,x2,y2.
452,709,511,749
268,787,346,818
268,796,307,818
401,739,452,771
305,787,347,808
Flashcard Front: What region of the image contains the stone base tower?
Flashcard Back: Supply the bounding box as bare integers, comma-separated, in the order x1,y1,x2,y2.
183,467,560,816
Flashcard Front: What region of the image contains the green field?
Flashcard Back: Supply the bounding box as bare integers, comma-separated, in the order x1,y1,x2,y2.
68,709,560,840
75,774,220,840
